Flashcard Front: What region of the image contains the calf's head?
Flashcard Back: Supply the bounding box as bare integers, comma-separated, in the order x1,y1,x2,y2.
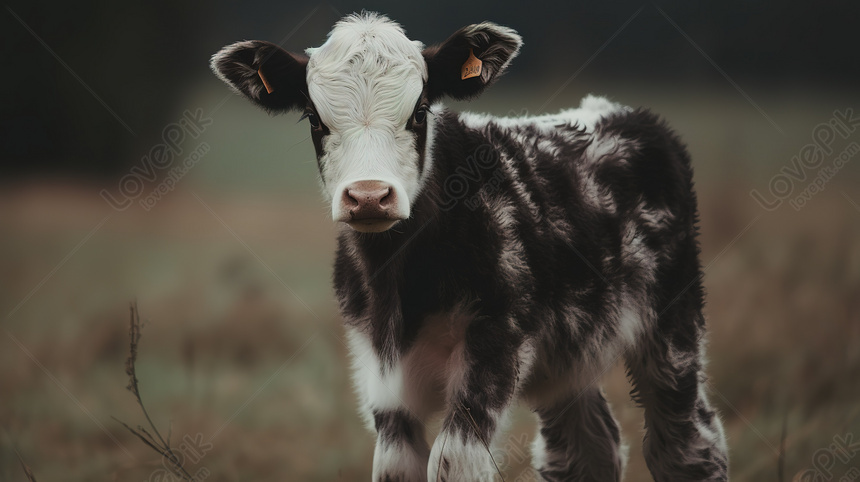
211,13,521,232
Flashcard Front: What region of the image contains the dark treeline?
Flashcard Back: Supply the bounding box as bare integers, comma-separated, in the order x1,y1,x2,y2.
2,0,856,178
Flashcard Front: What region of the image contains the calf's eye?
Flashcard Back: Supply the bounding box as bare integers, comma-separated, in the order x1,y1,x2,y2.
301,111,321,129
413,107,427,125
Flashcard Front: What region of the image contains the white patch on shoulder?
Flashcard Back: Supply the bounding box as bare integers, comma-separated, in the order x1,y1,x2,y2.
579,94,627,118
458,94,628,134
556,94,629,132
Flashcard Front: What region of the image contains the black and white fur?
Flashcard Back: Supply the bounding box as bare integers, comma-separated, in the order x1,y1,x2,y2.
212,12,729,481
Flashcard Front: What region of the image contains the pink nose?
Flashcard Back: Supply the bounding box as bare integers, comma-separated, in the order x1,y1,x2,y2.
342,181,397,221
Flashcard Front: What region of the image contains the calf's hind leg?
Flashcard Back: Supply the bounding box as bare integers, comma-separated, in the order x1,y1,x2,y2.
530,386,625,482
626,300,728,481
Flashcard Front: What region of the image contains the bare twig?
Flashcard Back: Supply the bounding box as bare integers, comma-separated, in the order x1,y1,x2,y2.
115,302,194,480
777,411,787,482
14,448,38,482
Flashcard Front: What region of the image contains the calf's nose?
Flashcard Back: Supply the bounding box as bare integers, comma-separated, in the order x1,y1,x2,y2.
342,180,397,220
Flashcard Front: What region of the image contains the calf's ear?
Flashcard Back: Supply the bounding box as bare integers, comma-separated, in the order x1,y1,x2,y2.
210,40,308,113
423,22,522,102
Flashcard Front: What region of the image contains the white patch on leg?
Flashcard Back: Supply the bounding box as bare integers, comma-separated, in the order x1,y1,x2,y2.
428,433,500,482
530,429,548,471
620,440,630,477
372,435,429,482
345,327,406,429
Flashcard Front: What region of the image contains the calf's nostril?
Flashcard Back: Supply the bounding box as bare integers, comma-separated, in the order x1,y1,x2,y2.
378,187,393,207
344,190,361,208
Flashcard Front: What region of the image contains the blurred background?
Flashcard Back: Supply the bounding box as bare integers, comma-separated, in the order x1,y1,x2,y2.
2,1,859,480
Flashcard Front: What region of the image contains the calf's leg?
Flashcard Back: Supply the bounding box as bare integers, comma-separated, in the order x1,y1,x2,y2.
626,300,729,481
347,329,431,481
531,386,625,482
427,317,534,482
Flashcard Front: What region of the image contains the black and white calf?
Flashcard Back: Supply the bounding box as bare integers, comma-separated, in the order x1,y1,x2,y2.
212,12,729,481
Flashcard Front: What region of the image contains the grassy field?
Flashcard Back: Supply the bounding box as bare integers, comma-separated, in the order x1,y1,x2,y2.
2,84,859,481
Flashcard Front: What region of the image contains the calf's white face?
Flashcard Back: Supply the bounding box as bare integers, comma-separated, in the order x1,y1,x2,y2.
305,16,428,232
211,13,522,232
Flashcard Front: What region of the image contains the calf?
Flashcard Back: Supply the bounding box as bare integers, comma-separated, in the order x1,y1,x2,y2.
212,12,729,481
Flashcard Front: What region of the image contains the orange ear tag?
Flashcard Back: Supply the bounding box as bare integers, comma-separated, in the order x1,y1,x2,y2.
461,49,483,80
258,69,274,94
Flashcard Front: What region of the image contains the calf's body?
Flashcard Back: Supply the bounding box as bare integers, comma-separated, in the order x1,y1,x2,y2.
212,13,728,481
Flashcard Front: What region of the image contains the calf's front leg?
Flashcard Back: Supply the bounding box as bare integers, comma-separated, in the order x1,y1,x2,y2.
427,317,533,482
346,328,431,482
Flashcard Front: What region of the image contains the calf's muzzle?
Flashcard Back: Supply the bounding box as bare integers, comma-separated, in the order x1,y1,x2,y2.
339,180,403,233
